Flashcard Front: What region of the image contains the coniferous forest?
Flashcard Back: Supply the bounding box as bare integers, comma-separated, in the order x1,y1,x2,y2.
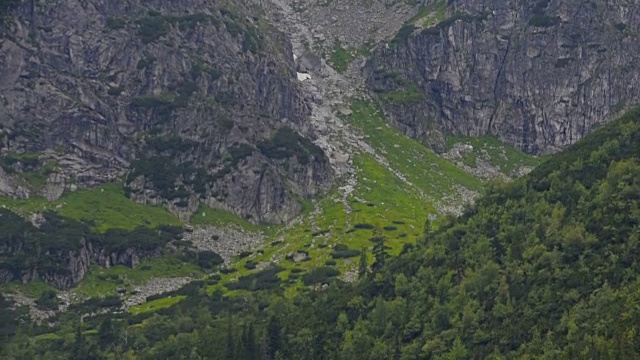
2,108,640,359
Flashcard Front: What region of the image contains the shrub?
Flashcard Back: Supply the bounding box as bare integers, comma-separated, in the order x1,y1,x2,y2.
383,226,398,231
196,251,224,269
529,14,559,27
35,291,59,311
353,223,374,230
325,260,337,266
244,261,256,270
332,244,360,259
239,251,253,259
107,86,125,96
302,267,340,285
136,16,170,43
106,17,127,30
392,24,415,44
258,127,325,165
225,266,284,291
137,56,157,70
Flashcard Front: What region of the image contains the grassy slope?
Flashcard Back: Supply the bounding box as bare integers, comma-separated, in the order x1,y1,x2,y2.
446,135,544,176
75,256,204,298
0,184,181,233
0,100,538,308
205,100,488,296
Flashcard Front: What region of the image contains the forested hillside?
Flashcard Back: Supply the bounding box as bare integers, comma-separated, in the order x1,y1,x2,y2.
3,107,640,358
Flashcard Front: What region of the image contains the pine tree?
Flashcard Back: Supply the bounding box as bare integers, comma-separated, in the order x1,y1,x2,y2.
371,236,388,272
73,319,85,360
358,247,368,279
226,315,235,360
266,316,281,360
246,323,258,360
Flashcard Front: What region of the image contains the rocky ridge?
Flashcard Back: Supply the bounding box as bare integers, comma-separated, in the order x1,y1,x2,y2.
365,0,640,155
0,0,333,224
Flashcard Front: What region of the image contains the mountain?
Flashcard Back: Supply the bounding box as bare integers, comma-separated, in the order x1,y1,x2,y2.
0,0,332,224
3,103,639,358
3,0,640,357
365,0,640,155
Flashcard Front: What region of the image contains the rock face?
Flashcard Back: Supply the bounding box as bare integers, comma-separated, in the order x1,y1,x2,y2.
0,209,174,290
365,0,640,154
0,0,333,223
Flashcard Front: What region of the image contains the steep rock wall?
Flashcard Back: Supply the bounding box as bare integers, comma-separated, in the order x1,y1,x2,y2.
0,0,333,223
365,0,640,154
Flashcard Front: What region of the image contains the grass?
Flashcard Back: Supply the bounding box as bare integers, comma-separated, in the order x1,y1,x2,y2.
129,295,186,315
445,135,544,176
378,82,422,103
330,42,370,74
74,256,203,298
0,183,182,233
406,0,448,27
207,100,486,297
346,100,482,197
0,279,58,298
191,203,261,231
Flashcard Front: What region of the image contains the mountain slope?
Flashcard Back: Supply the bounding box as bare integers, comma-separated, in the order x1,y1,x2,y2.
4,107,639,359
365,0,640,155
0,0,332,224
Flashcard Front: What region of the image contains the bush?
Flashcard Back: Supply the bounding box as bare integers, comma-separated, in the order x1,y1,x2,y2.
107,86,125,96
35,291,59,311
68,296,123,313
302,267,340,285
137,16,170,43
354,223,374,230
325,260,337,266
137,56,157,70
225,266,284,291
529,14,559,27
239,251,253,259
332,244,360,259
383,226,398,231
258,127,324,165
391,24,415,44
312,230,330,237
196,251,224,270
106,17,127,30
244,261,256,270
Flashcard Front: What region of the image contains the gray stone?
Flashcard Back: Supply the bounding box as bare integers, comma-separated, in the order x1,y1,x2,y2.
296,51,323,73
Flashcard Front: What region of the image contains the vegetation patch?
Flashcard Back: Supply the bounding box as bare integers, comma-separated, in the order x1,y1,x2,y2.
377,82,422,103
329,42,370,73
331,244,360,259
130,296,185,315
445,135,543,177
258,127,324,165
225,266,284,291
301,267,340,285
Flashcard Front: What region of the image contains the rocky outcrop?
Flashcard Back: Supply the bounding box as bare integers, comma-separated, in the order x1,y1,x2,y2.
0,236,164,290
365,0,640,154
0,0,333,223
0,209,180,290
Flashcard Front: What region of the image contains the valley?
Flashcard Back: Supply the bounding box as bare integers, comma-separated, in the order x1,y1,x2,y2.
1,0,638,358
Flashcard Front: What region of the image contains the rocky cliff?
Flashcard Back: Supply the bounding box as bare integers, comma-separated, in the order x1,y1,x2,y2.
365,0,640,154
0,209,174,289
0,0,332,223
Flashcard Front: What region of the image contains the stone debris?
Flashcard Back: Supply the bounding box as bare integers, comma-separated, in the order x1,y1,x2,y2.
182,225,265,263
